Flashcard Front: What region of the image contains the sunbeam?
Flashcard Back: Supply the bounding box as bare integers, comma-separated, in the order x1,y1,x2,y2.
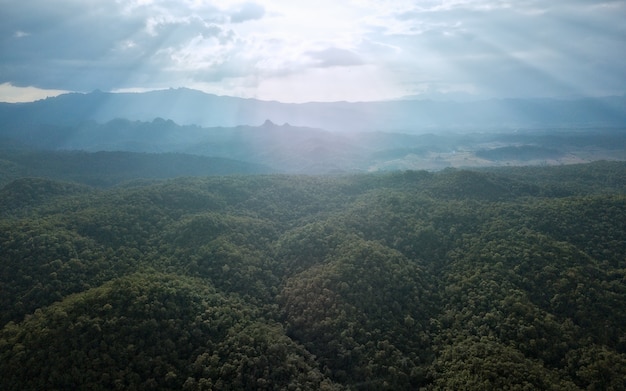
1,0,624,102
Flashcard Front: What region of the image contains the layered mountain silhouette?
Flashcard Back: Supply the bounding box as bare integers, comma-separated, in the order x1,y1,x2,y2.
2,116,626,175
1,89,625,174
1,88,625,131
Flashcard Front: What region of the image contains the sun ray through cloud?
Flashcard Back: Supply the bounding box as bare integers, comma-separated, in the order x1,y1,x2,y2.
0,0,624,102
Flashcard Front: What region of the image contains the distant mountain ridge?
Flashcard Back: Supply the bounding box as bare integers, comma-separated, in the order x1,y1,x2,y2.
2,117,626,174
2,88,625,174
1,88,625,131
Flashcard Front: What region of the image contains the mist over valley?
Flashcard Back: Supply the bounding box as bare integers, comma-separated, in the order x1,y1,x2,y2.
2,89,625,175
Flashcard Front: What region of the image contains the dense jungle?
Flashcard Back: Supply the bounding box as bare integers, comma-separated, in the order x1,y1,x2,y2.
1,159,625,390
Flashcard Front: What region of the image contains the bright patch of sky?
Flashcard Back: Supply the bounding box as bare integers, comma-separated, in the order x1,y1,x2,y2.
0,0,624,102
0,83,70,103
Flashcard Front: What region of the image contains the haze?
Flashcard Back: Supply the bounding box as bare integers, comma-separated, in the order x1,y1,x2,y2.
1,0,625,103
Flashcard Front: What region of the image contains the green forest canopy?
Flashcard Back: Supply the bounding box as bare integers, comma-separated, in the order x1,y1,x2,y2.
1,160,625,390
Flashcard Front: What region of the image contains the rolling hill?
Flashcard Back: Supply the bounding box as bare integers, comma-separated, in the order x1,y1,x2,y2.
1,163,625,389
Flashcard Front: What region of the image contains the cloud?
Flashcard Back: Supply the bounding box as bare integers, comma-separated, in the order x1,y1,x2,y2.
0,0,623,101
0,0,233,90
13,31,30,38
230,3,265,23
306,48,364,68
373,0,626,97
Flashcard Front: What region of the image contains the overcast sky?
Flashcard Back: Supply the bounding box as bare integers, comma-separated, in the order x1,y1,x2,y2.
1,0,625,103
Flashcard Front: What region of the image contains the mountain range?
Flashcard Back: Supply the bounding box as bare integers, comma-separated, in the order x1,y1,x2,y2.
1,89,626,174
2,117,625,175
2,88,626,132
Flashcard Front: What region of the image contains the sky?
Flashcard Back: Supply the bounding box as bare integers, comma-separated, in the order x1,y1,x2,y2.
0,0,625,103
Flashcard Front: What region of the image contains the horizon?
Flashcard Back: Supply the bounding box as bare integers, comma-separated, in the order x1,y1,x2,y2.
1,1,625,104
1,85,625,106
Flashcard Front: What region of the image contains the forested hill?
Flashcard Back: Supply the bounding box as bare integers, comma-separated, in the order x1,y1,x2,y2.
1,162,626,390
0,149,275,187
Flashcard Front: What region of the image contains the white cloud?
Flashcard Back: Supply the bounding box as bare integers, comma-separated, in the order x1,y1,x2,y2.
197,64,403,103
229,2,265,23
0,0,624,102
305,48,364,68
13,30,30,38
